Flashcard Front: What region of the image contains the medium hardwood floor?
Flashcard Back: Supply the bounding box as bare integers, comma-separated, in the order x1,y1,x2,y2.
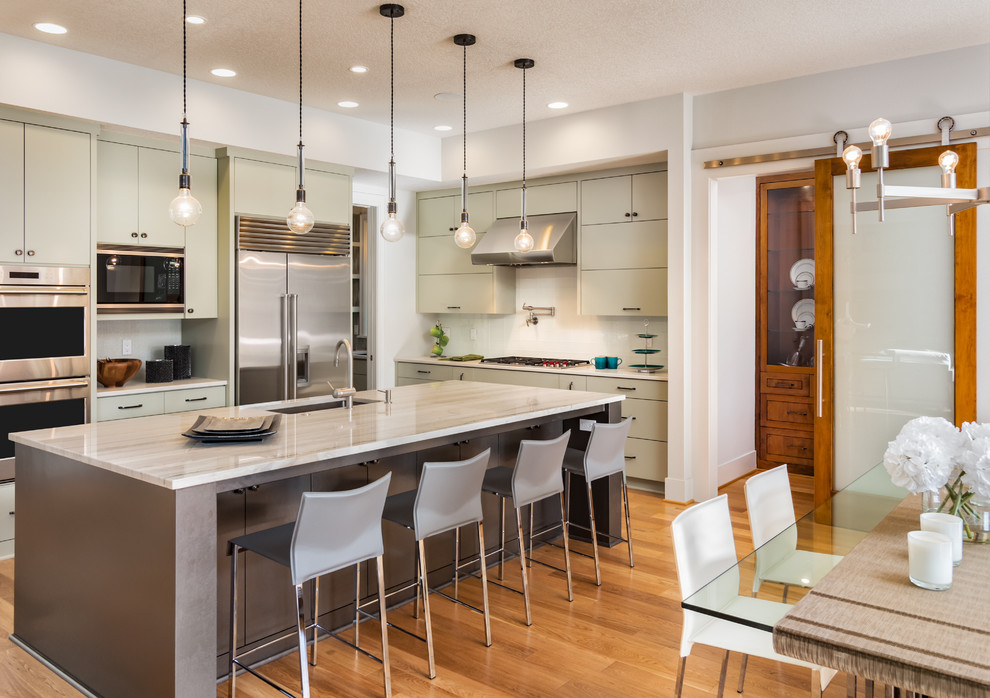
0,473,859,697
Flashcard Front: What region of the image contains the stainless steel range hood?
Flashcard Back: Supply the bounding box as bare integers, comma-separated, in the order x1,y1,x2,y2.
471,212,576,266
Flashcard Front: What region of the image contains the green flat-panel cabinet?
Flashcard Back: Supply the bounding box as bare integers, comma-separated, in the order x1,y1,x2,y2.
184,154,218,318
580,171,667,225
0,120,25,264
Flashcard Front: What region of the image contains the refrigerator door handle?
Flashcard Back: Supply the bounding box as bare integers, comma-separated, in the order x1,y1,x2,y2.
289,293,299,400
280,294,290,401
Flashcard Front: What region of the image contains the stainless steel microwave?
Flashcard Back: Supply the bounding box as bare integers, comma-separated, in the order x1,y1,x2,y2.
96,246,184,313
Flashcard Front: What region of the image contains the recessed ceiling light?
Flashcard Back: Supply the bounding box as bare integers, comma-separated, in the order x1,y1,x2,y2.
434,125,452,132
350,65,368,74
434,92,462,102
338,101,359,108
185,15,206,25
548,102,569,109
211,68,236,77
34,22,68,35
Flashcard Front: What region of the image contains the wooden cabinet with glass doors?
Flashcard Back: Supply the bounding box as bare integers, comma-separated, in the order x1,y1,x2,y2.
757,173,815,476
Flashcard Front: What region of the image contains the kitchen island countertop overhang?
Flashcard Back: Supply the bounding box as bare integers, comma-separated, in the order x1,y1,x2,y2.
10,380,624,491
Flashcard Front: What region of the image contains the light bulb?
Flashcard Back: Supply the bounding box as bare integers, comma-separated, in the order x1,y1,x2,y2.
169,187,202,226
454,220,476,249
380,211,405,242
514,228,534,252
868,118,892,146
287,201,315,234
842,145,862,170
938,150,959,174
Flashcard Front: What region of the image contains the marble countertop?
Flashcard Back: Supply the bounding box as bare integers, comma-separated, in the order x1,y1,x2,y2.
396,356,668,381
12,381,621,491
96,377,227,397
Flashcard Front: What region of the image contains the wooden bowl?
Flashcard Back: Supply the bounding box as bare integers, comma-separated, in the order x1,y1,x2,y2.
97,358,142,388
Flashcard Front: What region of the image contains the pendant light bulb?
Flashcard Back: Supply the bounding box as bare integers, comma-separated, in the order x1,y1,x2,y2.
380,210,405,242
514,223,534,252
841,145,862,170
380,4,405,243
868,118,892,146
287,197,315,235
454,218,476,248
169,184,203,227
288,2,314,235
938,150,959,175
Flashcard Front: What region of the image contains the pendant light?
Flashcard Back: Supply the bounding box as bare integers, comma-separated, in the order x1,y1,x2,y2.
286,0,315,234
513,58,535,253
453,33,477,249
168,0,203,227
379,4,405,243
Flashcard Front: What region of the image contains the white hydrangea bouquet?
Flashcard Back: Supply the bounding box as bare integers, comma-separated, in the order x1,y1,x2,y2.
884,416,990,542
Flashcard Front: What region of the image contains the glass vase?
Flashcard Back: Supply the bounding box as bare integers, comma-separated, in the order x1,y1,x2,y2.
923,487,989,544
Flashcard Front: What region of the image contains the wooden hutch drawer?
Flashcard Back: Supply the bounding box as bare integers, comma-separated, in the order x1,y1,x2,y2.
761,371,812,397
762,395,813,427
764,430,813,461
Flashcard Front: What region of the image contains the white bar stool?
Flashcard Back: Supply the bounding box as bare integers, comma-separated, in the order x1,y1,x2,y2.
227,473,393,698
561,418,634,585
380,449,492,679
481,430,573,625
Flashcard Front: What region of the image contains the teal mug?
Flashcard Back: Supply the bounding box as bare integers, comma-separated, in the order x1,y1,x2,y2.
606,356,622,369
593,356,608,369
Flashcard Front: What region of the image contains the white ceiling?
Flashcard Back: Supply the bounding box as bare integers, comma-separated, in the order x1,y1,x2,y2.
4,1,989,137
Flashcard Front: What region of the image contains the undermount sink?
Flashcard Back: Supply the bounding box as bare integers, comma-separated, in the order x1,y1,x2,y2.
267,397,377,415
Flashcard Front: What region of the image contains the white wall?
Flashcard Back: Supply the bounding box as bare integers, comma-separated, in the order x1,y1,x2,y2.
96,319,182,383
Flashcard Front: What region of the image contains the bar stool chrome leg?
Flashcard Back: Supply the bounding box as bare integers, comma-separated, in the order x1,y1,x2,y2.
499,498,506,580
376,556,392,698
453,526,460,597
294,583,311,698
586,481,602,586
228,544,239,698
622,478,634,567
311,578,319,666
478,521,492,646
418,539,436,679
560,492,573,601
354,564,361,648
738,654,749,693
515,507,532,625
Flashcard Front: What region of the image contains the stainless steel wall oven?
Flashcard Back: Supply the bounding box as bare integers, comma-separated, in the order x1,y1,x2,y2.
0,265,91,481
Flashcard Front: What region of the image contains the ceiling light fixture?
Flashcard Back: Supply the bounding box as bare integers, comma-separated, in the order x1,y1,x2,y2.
185,15,206,25
337,100,359,108
434,125,452,132
286,0,315,235
350,65,368,74
844,116,989,235
168,0,203,228
33,22,67,34
513,58,535,253
379,3,405,243
210,68,236,77
547,101,568,109
453,33,477,250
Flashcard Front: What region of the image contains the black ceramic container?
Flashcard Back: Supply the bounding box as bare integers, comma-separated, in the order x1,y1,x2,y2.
164,345,192,380
145,359,174,383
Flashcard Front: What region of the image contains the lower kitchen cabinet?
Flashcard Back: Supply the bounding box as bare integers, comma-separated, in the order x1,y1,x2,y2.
395,362,453,385
96,384,226,421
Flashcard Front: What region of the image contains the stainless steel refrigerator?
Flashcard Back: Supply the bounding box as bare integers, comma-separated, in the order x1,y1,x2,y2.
235,216,351,405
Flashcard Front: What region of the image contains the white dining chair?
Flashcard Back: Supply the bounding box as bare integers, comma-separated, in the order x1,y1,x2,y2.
670,494,835,697
744,465,842,601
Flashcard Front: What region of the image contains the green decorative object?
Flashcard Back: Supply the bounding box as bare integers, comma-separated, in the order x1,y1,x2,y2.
430,321,449,356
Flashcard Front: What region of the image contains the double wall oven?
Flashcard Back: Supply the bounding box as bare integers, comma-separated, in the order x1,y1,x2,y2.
0,265,91,481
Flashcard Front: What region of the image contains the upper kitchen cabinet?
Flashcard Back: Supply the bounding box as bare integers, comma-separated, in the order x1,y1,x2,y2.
97,141,186,247
580,171,667,224
494,181,577,219
230,157,350,226
418,192,494,237
183,155,218,318
0,121,92,266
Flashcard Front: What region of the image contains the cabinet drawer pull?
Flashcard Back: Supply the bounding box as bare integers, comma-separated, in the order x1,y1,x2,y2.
140,233,148,238
770,380,797,388
185,396,209,402
8,511,14,516
118,403,144,410
459,373,465,380
446,306,461,310
187,308,195,314
616,386,636,391
622,307,641,311
624,455,636,460
624,212,631,217
632,212,639,217
131,232,139,238
568,381,574,390
786,410,808,417
417,370,431,374
14,250,22,256
232,488,244,495
26,250,35,256
630,416,637,420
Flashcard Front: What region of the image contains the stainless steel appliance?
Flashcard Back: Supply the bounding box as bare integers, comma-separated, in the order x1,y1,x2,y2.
235,216,351,405
0,265,91,480
471,212,577,266
481,356,590,368
96,246,184,313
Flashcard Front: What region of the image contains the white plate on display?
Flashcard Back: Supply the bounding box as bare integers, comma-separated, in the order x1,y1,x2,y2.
791,298,815,327
789,258,815,289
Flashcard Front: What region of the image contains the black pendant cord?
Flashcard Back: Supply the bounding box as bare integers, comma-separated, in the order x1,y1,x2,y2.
389,13,395,161
298,0,303,145
521,65,526,190
182,0,187,119
462,42,467,177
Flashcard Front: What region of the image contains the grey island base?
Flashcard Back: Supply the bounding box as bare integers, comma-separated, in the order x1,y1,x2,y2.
10,381,624,698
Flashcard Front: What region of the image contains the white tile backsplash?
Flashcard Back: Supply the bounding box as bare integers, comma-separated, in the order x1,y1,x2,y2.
96,320,183,382
424,266,668,366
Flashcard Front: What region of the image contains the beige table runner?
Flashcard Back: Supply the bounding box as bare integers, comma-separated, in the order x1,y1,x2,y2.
773,496,990,698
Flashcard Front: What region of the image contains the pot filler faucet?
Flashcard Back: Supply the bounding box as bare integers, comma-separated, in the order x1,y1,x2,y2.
330,338,357,409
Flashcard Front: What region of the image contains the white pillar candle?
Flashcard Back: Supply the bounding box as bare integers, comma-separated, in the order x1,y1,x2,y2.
921,512,963,566
907,530,953,591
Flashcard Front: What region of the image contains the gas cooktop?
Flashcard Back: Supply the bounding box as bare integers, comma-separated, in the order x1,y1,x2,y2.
480,356,590,368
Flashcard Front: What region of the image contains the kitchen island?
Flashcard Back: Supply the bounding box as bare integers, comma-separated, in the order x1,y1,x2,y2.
10,381,622,698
